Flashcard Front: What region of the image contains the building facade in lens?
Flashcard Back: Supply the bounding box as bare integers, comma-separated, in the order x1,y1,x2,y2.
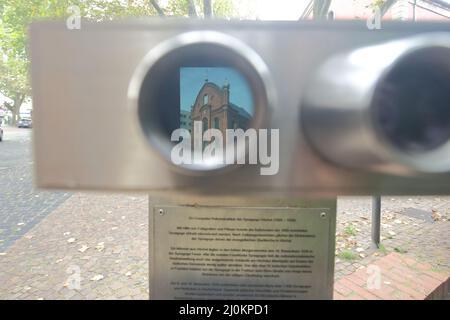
190,81,251,136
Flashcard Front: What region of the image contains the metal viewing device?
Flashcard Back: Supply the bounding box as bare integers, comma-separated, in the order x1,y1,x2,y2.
30,20,450,196
29,20,450,300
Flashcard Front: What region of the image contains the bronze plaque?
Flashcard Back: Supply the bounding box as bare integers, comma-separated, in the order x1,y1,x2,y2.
150,206,335,299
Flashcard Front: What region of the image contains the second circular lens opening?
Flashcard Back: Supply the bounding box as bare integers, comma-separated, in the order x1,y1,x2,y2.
371,46,450,154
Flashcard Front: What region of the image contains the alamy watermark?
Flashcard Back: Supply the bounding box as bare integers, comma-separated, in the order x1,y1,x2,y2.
367,7,382,30
65,265,82,290
171,121,279,175
366,264,381,290
66,5,81,30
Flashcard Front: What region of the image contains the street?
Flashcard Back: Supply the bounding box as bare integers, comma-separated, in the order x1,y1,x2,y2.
0,127,70,251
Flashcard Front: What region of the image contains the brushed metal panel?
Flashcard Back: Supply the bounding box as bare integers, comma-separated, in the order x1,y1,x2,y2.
30,20,450,195
150,205,335,299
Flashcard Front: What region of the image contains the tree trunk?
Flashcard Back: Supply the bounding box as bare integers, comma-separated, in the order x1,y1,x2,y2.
188,0,198,17
203,0,213,18
11,94,25,126
11,107,19,126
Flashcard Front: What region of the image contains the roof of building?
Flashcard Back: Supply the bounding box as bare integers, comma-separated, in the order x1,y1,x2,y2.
195,82,252,120
229,103,252,120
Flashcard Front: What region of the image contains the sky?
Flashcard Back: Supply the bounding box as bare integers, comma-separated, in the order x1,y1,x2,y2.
237,0,308,20
180,67,254,114
161,0,450,20
158,0,309,20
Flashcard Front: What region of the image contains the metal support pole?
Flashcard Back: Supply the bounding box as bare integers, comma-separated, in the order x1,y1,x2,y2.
372,196,381,248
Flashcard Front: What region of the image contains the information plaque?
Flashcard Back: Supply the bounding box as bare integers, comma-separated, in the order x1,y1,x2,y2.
150,206,335,299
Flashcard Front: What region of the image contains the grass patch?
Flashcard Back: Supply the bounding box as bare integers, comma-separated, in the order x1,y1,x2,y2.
394,247,408,254
378,243,388,254
343,225,357,236
338,250,358,261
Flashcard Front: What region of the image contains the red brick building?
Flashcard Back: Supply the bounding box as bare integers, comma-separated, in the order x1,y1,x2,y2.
190,81,251,137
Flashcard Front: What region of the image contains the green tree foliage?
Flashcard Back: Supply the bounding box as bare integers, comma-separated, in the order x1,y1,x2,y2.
165,0,234,18
0,0,85,123
0,0,234,124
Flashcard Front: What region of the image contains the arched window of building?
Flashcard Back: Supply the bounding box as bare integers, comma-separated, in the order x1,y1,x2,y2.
202,117,209,150
202,117,208,132
203,94,208,105
214,117,220,129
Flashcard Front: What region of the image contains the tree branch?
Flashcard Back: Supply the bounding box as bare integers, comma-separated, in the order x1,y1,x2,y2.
4,101,13,113
150,0,165,17
313,0,332,20
379,0,398,17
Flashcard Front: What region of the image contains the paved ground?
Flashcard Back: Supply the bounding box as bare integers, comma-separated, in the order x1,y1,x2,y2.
0,192,447,299
0,193,148,299
0,127,71,251
0,126,448,299
335,196,450,280
334,252,449,300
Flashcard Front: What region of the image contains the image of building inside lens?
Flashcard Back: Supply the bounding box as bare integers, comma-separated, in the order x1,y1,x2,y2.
180,67,254,136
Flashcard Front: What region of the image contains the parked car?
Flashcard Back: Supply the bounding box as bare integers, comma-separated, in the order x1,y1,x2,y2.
18,118,32,128
0,126,3,142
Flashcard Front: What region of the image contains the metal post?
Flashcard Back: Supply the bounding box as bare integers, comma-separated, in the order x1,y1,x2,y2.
372,196,381,248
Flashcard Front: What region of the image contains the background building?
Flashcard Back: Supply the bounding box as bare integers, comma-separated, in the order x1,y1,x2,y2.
297,0,450,21
330,0,450,21
180,110,192,133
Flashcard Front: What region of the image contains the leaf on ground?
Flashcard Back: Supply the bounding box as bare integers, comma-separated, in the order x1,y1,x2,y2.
91,274,104,281
95,242,105,252
67,238,76,243
431,210,442,221
78,245,89,253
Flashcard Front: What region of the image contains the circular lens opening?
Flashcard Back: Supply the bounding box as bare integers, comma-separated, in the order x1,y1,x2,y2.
372,47,450,154
130,33,270,173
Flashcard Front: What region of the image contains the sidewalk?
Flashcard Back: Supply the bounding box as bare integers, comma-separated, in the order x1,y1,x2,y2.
0,193,148,299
